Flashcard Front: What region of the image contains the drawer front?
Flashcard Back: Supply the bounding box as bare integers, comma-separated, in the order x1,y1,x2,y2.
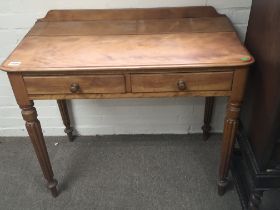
24,75,125,94
131,72,233,93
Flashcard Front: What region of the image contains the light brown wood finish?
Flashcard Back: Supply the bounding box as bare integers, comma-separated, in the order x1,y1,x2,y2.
0,7,253,197
28,90,232,100
1,7,252,73
218,68,249,195
29,17,233,36
8,73,58,197
24,75,126,94
41,7,220,21
131,72,233,93
1,33,251,72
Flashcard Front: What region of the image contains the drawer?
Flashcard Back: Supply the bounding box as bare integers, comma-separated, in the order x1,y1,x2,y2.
24,75,125,94
131,72,233,93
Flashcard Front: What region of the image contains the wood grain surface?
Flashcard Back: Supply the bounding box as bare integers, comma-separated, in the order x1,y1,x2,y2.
0,7,252,72
1,32,252,72
28,17,233,36
1,7,254,197
131,72,233,93
41,7,220,21
24,75,125,94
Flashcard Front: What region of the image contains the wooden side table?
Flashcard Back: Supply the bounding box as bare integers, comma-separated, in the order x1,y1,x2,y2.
0,6,253,197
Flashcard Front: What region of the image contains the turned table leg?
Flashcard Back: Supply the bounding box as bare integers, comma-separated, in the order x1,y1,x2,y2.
8,73,59,197
218,102,240,195
218,68,249,195
202,97,215,141
57,100,74,142
21,102,58,197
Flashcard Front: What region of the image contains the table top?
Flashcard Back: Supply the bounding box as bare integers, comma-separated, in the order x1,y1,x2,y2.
0,7,253,72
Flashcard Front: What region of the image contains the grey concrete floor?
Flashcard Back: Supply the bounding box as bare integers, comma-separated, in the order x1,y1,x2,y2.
0,134,279,210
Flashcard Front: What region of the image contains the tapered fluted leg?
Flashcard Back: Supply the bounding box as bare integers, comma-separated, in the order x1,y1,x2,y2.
218,102,240,195
21,102,58,197
202,97,214,141
57,100,74,142
218,68,249,196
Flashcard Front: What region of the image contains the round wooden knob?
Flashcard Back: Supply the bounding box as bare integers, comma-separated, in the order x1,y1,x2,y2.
70,83,80,93
177,80,186,91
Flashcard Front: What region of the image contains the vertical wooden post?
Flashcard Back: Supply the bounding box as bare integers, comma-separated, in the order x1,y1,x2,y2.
218,68,249,195
57,100,74,141
8,73,58,197
21,102,58,197
202,97,215,141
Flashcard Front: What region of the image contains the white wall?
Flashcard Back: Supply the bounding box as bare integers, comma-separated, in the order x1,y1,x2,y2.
0,0,252,136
